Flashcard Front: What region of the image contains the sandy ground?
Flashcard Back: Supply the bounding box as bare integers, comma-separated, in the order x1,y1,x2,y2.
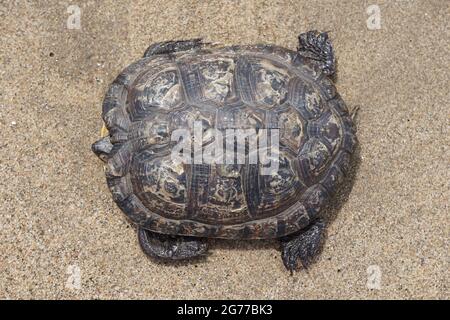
0,0,448,299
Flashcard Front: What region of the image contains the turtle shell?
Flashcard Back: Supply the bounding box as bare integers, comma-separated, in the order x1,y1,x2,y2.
101,45,356,239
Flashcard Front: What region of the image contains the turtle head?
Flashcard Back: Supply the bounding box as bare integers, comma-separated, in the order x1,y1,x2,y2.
91,124,112,162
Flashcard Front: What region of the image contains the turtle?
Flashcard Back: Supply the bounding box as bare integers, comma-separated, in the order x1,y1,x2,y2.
91,31,357,272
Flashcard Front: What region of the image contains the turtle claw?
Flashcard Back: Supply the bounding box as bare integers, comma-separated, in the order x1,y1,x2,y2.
280,219,325,272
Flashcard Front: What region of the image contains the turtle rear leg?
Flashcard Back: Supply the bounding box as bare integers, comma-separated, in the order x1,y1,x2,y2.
297,31,335,76
138,228,208,260
143,38,207,57
280,219,325,273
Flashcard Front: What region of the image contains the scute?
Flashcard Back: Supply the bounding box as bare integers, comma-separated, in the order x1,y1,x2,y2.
307,111,342,154
193,165,248,224
288,77,325,119
235,57,290,107
131,151,187,219
298,138,331,182
130,66,182,119
257,154,304,212
143,70,181,109
101,45,356,239
215,105,265,130
197,58,235,102
277,107,306,151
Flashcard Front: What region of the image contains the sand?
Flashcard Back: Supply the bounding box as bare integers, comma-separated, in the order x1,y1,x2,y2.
0,0,448,299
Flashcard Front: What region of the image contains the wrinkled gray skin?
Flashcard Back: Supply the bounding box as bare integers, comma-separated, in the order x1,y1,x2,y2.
280,220,325,272
138,228,208,260
93,31,338,272
143,38,206,57
91,136,112,162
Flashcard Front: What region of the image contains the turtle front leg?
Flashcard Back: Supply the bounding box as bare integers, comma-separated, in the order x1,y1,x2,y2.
280,219,325,272
143,38,207,57
138,228,208,260
91,136,113,162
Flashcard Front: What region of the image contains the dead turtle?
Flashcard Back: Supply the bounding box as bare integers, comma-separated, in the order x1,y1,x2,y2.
92,31,357,271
